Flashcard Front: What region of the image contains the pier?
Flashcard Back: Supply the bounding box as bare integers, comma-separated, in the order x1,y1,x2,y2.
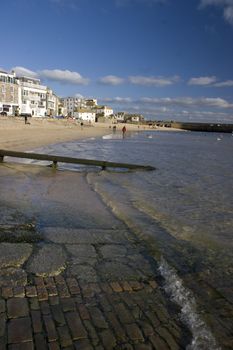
0,149,155,171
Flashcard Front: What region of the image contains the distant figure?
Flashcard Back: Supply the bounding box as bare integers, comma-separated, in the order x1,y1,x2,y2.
113,125,116,133
81,122,84,129
122,125,126,138
24,115,28,124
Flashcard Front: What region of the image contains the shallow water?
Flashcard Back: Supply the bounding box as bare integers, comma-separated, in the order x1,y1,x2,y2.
2,130,233,348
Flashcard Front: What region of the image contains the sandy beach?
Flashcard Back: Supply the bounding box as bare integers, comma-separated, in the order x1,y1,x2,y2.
0,116,157,152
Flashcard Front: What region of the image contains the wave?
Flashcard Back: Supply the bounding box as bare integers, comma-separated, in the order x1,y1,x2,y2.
159,258,220,350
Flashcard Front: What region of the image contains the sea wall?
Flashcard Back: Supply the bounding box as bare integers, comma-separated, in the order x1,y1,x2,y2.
154,121,233,133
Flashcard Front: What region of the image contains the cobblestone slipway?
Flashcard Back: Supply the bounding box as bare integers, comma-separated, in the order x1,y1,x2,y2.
0,226,191,350
0,167,190,349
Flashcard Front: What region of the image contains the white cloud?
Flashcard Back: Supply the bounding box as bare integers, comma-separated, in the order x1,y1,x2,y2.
188,76,217,86
128,75,179,86
100,96,132,103
214,79,233,86
11,66,38,79
98,75,125,85
99,95,233,122
74,93,84,98
199,0,233,25
39,69,89,85
101,96,233,109
139,96,233,108
10,66,89,85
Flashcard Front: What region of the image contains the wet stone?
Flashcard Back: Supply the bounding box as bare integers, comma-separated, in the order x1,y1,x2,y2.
0,243,32,268
65,244,97,258
99,244,128,258
98,261,143,281
0,299,6,313
68,265,98,282
8,317,32,343
8,342,34,350
71,257,97,266
44,228,95,244
0,313,6,337
44,227,133,244
7,298,29,318
0,268,27,287
26,244,66,277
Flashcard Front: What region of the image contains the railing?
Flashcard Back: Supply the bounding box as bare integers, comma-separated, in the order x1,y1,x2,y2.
0,150,155,171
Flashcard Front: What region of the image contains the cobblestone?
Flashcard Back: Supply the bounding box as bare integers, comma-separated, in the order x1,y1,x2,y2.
0,276,190,349
7,298,29,318
0,248,191,349
8,317,32,344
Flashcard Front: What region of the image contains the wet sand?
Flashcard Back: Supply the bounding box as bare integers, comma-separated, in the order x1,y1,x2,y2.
0,116,160,152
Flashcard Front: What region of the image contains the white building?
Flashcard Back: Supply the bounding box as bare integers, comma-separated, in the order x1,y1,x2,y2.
46,88,59,116
18,76,47,117
61,97,86,116
73,108,96,123
114,112,125,122
0,70,20,116
94,105,113,118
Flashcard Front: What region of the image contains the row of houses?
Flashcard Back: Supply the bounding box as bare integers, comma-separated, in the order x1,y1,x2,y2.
0,70,58,117
0,70,144,123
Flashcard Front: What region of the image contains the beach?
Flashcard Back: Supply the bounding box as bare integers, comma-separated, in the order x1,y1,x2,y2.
0,117,231,349
0,116,157,152
0,117,198,349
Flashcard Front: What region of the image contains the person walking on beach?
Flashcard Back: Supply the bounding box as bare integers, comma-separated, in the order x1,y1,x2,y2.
122,125,126,138
24,115,28,124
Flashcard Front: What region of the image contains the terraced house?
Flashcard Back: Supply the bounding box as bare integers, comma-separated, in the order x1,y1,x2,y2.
0,70,19,116
0,70,59,117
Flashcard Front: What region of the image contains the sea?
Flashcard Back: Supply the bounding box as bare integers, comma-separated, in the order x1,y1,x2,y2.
2,129,233,349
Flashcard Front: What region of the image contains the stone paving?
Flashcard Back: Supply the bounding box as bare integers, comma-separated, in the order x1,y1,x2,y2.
0,227,191,349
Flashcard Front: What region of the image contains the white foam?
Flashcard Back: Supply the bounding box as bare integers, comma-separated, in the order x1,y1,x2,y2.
158,257,220,350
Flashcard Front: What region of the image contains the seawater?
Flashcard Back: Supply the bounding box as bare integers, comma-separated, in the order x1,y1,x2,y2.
6,130,233,349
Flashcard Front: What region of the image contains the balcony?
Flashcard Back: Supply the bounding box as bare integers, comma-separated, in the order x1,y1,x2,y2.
20,81,47,91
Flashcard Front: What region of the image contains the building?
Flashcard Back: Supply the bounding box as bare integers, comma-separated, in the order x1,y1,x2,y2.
94,105,113,119
0,70,19,116
114,112,125,123
61,97,86,116
85,99,98,107
46,88,59,116
73,108,96,123
18,76,47,117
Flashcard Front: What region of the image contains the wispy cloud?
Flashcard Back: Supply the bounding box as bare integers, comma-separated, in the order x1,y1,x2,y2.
39,69,89,85
214,79,233,86
12,66,39,79
100,95,233,122
128,75,180,86
101,96,132,103
101,95,233,108
188,75,233,87
199,0,233,25
98,75,125,85
11,66,89,85
138,96,233,108
188,76,217,86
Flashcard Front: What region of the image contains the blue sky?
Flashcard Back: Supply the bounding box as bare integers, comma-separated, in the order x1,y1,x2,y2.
1,0,233,122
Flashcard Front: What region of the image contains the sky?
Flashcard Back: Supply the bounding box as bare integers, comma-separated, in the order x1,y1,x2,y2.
1,0,233,122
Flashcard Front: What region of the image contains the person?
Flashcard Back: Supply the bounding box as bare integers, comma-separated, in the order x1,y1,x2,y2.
122,125,126,138
24,115,28,124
